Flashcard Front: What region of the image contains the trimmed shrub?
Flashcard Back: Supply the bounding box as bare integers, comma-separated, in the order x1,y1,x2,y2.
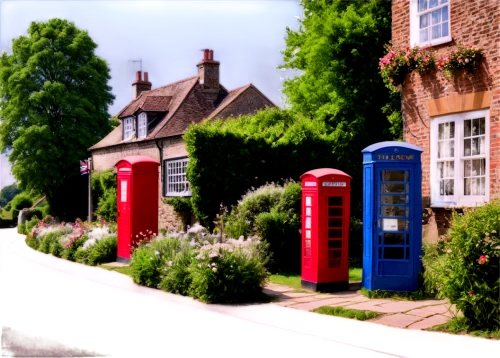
86,235,117,266
17,223,26,234
61,235,88,262
184,108,364,226
131,238,182,287
39,230,65,254
11,192,33,222
158,242,196,295
25,216,40,234
188,239,270,303
423,202,500,330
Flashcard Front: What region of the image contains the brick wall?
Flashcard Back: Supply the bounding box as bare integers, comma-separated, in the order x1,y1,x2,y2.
216,86,275,119
392,0,500,241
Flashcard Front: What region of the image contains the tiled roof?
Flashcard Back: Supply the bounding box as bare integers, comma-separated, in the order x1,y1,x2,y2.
140,96,172,112
89,77,275,151
207,84,252,119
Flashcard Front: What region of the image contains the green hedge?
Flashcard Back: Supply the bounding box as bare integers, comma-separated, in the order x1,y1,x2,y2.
184,108,364,227
92,170,117,222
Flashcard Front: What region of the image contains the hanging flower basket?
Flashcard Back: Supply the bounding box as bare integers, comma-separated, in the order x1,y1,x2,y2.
379,46,437,92
437,44,483,79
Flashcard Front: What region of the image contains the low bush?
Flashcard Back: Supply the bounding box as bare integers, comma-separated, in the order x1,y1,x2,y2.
423,201,500,330
85,235,117,265
25,215,40,234
158,242,196,295
17,223,26,234
188,239,270,303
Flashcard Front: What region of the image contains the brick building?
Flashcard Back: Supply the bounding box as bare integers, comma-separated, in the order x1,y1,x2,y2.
392,0,499,240
89,49,275,229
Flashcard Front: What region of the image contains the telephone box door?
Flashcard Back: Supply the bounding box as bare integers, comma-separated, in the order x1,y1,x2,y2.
375,166,413,289
117,176,131,259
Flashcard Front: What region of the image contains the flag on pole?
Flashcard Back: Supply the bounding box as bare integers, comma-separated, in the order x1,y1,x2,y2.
80,160,89,175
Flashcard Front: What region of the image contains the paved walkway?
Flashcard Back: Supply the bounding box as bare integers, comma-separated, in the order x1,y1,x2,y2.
263,282,456,330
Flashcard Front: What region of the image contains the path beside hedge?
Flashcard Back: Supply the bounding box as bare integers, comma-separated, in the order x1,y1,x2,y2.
264,283,456,330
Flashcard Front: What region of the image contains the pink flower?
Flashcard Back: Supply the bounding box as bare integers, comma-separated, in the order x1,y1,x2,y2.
465,58,469,63
468,290,474,296
478,255,489,265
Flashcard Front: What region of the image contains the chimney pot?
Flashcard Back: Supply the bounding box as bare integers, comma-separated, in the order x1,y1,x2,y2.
204,49,209,61
144,72,149,82
136,71,141,81
209,50,213,61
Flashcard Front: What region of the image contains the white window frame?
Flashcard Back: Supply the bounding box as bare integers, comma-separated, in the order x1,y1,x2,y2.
410,0,451,47
138,112,147,138
430,109,490,207
123,117,134,140
164,157,192,197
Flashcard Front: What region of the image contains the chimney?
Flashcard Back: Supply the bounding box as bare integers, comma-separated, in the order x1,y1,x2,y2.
197,49,220,104
132,71,152,99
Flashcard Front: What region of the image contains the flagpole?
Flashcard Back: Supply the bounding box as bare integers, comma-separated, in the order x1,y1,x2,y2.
88,157,92,224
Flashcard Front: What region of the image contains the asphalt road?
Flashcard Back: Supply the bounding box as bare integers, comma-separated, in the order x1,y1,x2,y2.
0,228,498,357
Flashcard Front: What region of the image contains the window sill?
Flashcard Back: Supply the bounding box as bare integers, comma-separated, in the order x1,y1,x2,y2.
415,36,452,49
430,200,487,209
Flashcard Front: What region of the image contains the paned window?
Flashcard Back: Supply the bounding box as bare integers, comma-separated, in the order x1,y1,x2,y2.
138,113,147,138
430,110,489,206
123,117,134,140
164,158,192,196
410,0,451,47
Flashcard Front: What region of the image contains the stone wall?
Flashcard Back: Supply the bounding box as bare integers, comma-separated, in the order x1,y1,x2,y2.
392,0,500,241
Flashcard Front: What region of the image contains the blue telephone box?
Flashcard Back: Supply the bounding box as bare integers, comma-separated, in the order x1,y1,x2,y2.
362,141,423,291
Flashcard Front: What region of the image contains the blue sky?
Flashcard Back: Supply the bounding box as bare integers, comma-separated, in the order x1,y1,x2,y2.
0,0,302,189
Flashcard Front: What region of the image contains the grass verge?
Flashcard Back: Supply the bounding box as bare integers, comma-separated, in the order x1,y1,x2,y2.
360,287,433,301
270,268,363,290
99,265,133,277
312,306,380,321
428,318,500,340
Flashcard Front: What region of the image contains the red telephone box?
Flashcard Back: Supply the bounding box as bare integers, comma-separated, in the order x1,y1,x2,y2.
300,168,351,292
115,156,160,262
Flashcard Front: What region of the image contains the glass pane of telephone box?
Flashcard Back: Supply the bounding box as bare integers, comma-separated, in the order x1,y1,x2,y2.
328,230,342,238
328,250,342,259
328,240,342,248
384,233,405,245
381,195,407,205
328,218,342,227
384,247,405,260
328,208,342,216
381,170,408,182
328,197,343,206
380,206,406,217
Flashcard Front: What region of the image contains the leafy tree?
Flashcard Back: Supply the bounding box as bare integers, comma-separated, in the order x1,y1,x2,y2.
0,183,21,207
280,0,395,163
0,19,114,220
109,116,120,129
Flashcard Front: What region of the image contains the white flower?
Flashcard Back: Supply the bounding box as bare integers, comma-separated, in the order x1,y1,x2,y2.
447,249,452,254
212,267,217,272
154,251,160,256
168,261,173,267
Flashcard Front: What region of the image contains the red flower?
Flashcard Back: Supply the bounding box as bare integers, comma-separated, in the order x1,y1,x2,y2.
478,255,489,265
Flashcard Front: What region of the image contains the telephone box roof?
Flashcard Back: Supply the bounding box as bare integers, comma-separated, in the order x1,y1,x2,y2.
300,168,352,180
362,141,423,153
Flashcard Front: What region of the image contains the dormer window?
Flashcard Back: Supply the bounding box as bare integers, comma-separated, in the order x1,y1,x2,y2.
123,117,134,140
138,112,148,138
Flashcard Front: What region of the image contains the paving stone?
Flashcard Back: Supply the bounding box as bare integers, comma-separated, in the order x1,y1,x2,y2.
407,314,450,330
405,308,439,318
287,295,331,303
278,291,320,299
263,284,295,293
411,304,449,314
377,301,429,312
290,297,352,311
370,314,423,328
274,300,298,307
340,299,391,311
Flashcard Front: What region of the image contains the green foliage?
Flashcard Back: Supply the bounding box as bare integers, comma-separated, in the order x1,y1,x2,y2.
26,234,40,250
109,116,120,129
25,216,40,234
131,238,182,288
312,306,380,320
188,241,270,303
185,109,359,224
163,197,193,231
423,202,500,330
428,317,500,339
158,241,196,295
39,230,65,254
85,235,117,266
17,223,26,234
92,170,117,222
11,192,33,211
49,240,63,257
0,18,115,221
0,183,21,207
61,235,87,261
360,287,430,301
280,0,393,155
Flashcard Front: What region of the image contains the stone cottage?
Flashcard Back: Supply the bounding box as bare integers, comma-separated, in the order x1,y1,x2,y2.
89,49,275,229
391,0,499,240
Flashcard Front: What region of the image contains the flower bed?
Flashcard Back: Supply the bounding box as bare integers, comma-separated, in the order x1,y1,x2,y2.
25,216,117,266
130,224,270,304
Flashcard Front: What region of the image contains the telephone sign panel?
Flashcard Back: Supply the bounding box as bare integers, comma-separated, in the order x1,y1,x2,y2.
300,168,352,292
362,142,423,291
